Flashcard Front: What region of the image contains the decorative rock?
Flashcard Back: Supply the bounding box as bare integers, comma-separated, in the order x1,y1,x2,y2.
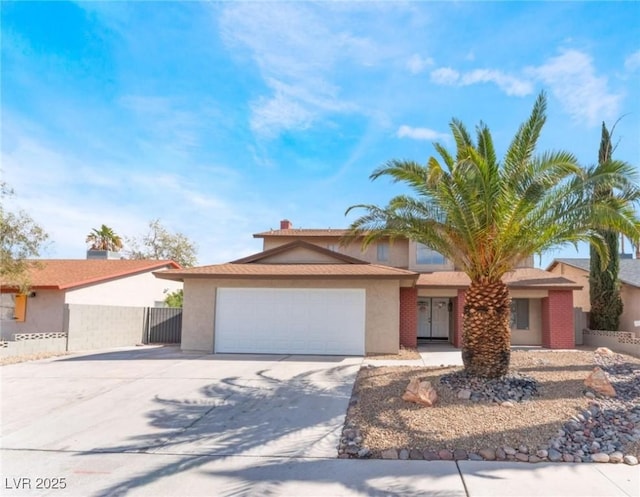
503,446,516,456
515,453,529,462
591,453,610,463
518,444,529,454
501,401,514,408
438,449,453,460
594,347,615,356
495,448,507,460
536,449,548,459
609,451,624,463
409,449,423,460
548,448,562,462
584,367,616,397
623,455,638,465
402,378,438,407
381,449,398,460
423,450,439,461
478,448,496,460
468,453,483,461
562,454,574,463
529,456,541,463
357,447,371,458
453,449,468,460
457,389,472,400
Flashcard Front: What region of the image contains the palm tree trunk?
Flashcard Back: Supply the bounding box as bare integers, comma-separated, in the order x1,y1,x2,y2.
461,278,511,378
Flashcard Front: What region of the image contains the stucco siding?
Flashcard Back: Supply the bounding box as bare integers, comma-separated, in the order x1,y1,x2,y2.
548,263,590,311
181,279,216,353
66,268,181,307
181,278,400,355
510,298,542,345
0,290,66,339
262,238,410,268
620,285,640,333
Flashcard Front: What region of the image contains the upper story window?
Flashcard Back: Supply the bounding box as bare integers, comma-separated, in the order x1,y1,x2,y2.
416,243,446,265
377,241,389,262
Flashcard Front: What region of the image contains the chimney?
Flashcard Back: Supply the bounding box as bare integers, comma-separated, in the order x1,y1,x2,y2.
280,219,292,230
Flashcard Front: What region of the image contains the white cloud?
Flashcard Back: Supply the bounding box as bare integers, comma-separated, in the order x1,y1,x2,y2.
430,67,460,85
397,125,448,141
430,67,533,96
460,69,533,97
625,50,640,72
406,53,434,74
219,3,379,137
527,49,622,126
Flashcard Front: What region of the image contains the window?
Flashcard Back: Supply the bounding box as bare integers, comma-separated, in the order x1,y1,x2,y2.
511,299,529,330
0,294,27,322
326,244,338,252
416,243,445,265
377,241,389,261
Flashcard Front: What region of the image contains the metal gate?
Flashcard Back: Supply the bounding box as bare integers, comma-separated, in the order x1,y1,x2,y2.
145,307,182,344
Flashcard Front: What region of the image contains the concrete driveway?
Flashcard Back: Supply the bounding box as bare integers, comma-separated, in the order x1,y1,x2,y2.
2,346,638,497
2,346,362,457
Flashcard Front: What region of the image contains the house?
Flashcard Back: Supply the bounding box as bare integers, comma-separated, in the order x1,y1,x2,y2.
156,220,581,355
547,256,640,333
0,258,181,340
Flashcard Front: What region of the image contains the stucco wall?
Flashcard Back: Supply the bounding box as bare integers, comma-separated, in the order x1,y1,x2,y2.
550,262,639,333
0,290,66,339
181,277,400,355
66,268,182,307
262,237,410,268
620,285,640,333
548,263,590,311
66,304,145,350
510,298,542,345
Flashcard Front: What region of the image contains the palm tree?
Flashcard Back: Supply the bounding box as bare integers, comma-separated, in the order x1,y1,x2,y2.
86,224,123,252
346,92,640,378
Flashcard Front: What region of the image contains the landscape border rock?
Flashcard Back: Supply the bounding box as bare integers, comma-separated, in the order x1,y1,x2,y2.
338,350,640,466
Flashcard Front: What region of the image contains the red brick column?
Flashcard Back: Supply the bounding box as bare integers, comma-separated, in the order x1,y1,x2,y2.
399,287,418,348
541,290,575,349
452,289,466,349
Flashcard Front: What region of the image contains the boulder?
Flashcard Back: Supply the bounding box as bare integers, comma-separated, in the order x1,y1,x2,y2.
584,367,616,397
594,347,615,356
402,378,438,407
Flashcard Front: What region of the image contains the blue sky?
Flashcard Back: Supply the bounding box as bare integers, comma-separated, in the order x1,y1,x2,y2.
2,1,639,268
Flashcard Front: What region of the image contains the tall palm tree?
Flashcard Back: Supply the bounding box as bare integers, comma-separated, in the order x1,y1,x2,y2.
346,92,640,378
86,224,123,252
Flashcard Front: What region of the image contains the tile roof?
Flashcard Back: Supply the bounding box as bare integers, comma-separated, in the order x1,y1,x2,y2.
548,258,640,288
254,228,351,238
1,259,181,291
416,267,583,290
155,263,418,281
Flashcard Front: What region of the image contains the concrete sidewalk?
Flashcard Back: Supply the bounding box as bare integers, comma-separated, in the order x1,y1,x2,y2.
362,342,464,367
2,449,638,496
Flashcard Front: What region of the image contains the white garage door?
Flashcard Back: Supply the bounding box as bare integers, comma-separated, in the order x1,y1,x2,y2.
215,288,365,355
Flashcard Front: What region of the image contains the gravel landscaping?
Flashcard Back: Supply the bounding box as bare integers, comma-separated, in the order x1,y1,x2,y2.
340,349,640,465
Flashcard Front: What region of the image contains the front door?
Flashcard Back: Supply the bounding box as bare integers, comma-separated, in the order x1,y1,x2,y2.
417,297,450,340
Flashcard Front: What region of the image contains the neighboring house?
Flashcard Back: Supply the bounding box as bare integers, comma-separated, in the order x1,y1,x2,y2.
1,258,182,340
547,257,640,334
157,219,581,356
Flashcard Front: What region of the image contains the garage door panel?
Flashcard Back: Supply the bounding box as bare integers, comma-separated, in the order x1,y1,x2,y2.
215,288,365,355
